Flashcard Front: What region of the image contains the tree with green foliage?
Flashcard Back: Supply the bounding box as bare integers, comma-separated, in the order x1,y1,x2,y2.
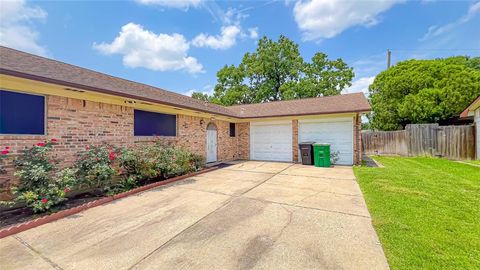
369,56,480,130
191,35,354,105
191,92,210,102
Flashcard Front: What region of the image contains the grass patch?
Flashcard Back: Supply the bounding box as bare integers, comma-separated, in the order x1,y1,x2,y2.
464,160,480,166
354,156,480,270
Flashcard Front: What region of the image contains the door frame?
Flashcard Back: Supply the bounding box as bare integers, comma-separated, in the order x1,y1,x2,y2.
206,122,218,163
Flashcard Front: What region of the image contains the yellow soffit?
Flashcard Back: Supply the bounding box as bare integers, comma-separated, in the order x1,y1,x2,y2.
0,74,238,122
1,73,364,123
235,112,358,122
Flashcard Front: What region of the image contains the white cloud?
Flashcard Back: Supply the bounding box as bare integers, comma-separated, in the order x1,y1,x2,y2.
135,0,204,9
0,0,47,55
93,23,203,73
421,1,480,41
184,85,214,97
191,8,258,50
192,25,242,50
293,0,403,41
343,76,375,95
248,27,259,39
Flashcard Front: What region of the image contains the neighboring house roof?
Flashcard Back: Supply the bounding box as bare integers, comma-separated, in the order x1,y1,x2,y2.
0,46,371,119
460,95,480,118
227,93,371,118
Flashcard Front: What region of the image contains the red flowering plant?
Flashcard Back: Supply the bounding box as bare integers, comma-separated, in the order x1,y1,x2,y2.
11,140,77,212
74,144,120,193
0,146,10,174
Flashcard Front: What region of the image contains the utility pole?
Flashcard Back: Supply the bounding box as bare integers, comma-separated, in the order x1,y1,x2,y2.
387,49,391,69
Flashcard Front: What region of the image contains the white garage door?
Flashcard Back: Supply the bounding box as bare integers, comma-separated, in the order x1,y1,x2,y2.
299,117,354,165
250,121,292,162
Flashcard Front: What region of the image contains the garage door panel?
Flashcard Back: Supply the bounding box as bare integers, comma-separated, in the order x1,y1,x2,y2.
299,119,353,165
251,122,292,162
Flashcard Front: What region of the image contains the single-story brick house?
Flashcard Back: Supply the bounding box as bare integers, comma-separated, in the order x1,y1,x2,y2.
0,46,370,198
461,96,480,160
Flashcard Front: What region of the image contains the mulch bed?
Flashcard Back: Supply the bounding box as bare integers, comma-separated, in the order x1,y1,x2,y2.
0,193,103,230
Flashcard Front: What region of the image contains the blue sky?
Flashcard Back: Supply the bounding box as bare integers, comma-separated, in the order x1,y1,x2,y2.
1,0,479,96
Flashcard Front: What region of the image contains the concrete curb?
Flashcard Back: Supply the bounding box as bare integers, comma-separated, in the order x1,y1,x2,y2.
0,167,218,239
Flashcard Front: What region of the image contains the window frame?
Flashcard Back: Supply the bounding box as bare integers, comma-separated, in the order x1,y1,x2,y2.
0,89,47,136
229,122,236,137
133,109,177,137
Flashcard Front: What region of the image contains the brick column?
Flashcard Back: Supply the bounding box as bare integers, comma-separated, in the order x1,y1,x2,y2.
292,119,299,163
353,113,362,165
237,122,250,160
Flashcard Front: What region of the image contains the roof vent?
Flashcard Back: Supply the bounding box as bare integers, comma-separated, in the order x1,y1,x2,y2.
64,87,85,93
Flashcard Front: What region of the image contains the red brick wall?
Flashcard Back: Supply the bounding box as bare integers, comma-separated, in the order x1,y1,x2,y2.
353,113,362,165
0,96,239,200
237,122,250,160
292,120,299,163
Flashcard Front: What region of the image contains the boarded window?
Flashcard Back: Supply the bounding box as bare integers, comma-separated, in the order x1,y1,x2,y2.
0,90,45,135
229,122,236,137
134,109,176,136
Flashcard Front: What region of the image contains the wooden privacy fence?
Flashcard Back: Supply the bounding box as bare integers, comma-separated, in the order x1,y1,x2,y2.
362,124,476,160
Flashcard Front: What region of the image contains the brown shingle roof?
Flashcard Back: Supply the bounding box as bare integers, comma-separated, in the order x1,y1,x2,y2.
0,46,235,117
227,93,371,118
0,46,371,119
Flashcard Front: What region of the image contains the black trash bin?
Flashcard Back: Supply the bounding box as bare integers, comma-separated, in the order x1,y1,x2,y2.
299,142,316,165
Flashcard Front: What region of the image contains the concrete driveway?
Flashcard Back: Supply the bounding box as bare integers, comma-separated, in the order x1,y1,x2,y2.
0,161,389,270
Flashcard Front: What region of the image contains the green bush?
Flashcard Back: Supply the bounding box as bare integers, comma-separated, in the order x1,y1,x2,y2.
74,145,119,193
5,141,204,212
12,140,77,213
117,146,159,181
117,143,204,181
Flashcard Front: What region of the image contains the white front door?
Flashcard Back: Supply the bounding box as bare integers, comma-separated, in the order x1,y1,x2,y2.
299,117,354,165
206,129,217,163
250,121,293,162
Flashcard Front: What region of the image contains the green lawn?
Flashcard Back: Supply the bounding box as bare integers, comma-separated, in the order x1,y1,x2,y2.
354,156,480,270
465,159,480,166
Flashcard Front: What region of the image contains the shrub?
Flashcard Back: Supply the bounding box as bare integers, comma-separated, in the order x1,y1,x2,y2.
117,143,204,182
330,151,340,165
74,144,119,193
12,140,76,212
5,141,204,212
117,146,159,181
149,143,204,178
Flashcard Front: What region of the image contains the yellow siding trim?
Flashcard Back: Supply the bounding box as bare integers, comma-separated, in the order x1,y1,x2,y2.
0,74,236,122
0,74,364,123
236,112,357,122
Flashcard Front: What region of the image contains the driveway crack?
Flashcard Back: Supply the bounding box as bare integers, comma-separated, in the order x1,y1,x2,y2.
127,196,234,269
13,235,63,270
238,164,295,196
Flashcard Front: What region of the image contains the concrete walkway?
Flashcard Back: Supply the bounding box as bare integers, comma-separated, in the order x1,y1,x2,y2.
0,161,389,270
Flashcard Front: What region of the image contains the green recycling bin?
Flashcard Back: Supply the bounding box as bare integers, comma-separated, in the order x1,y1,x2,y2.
313,143,331,167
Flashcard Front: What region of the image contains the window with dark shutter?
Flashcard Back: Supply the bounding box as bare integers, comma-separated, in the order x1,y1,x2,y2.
0,90,45,135
229,122,236,137
134,109,176,136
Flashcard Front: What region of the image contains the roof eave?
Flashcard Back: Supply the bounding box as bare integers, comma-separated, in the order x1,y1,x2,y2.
237,109,371,119
0,68,239,118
